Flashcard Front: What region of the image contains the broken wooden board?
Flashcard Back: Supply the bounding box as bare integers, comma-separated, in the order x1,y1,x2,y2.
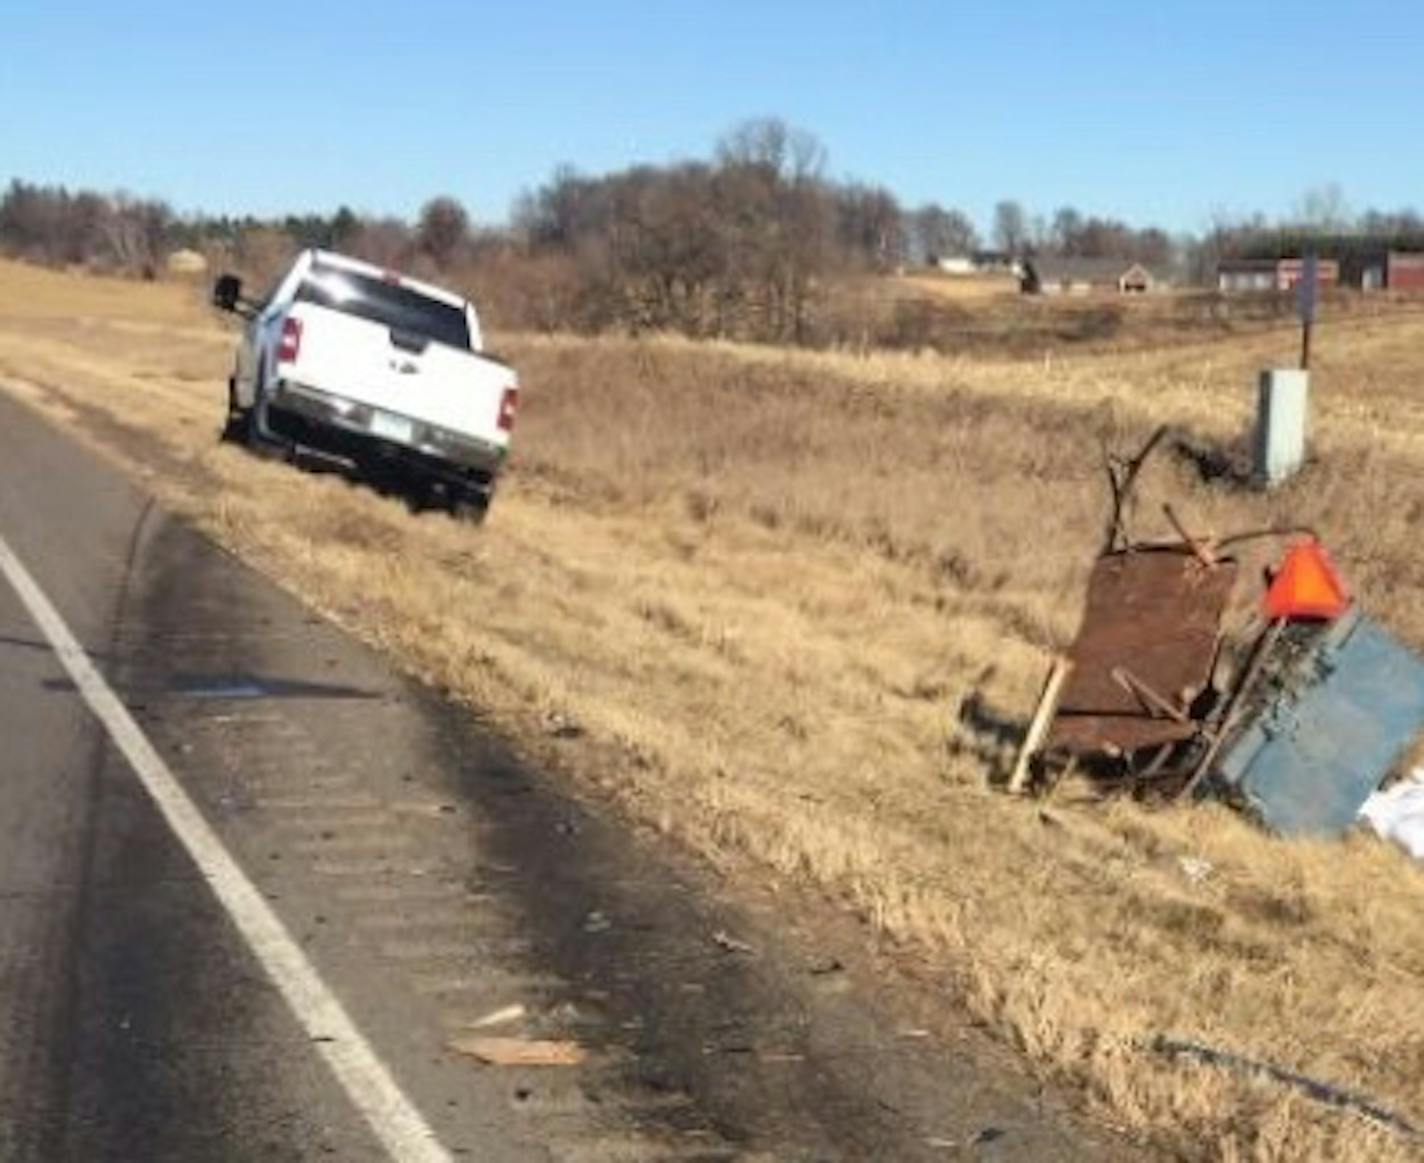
1045,549,1237,758
447,1035,587,1067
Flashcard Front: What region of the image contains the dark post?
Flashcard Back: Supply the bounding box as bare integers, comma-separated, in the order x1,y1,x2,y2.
1297,252,1318,370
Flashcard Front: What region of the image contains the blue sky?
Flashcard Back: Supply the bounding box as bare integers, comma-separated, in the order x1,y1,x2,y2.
2,1,1419,235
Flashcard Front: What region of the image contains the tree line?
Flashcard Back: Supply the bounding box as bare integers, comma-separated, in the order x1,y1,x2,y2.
3,129,1421,345
0,182,176,276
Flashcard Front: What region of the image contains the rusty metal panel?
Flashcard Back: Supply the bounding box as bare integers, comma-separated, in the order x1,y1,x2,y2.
1045,549,1237,757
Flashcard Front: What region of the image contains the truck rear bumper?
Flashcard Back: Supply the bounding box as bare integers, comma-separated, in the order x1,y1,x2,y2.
265,380,505,485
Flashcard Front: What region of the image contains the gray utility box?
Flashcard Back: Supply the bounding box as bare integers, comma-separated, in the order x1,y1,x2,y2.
1254,369,1309,487
1216,608,1424,836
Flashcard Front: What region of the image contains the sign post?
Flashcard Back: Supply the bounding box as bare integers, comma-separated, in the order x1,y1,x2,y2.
1254,252,1317,487
1297,251,1318,369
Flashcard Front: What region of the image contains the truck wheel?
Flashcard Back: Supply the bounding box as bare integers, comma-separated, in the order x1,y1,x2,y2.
451,488,490,524
233,370,289,460
220,379,254,444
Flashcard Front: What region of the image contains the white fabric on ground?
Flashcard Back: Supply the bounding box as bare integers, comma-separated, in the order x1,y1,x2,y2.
1359,770,1424,859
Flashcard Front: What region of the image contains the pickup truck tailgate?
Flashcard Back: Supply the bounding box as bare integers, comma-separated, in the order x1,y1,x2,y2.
284,303,513,448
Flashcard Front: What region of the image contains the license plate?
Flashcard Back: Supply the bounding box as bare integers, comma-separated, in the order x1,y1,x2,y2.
369,411,413,444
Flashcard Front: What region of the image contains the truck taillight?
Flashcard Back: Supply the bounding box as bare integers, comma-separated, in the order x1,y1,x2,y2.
497,386,518,433
277,317,303,363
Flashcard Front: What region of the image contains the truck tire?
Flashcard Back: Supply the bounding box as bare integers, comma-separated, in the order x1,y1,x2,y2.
228,367,287,460
451,487,490,524
220,378,254,444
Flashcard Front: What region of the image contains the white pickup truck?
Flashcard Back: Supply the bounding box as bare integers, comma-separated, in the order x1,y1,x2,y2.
212,249,517,521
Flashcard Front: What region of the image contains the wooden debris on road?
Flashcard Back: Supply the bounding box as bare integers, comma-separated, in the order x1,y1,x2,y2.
711,929,755,955
466,1003,527,1030
448,1035,587,1067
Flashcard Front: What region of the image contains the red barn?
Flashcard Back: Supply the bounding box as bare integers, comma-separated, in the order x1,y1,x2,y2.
1387,251,1424,292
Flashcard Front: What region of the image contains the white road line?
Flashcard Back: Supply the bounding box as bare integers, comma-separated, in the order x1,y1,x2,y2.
0,533,452,1163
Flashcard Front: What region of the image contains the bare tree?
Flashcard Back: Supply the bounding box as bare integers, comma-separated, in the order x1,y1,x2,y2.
909,203,978,263
234,225,300,290
836,184,904,271
716,119,834,341
1050,206,1084,254
1358,207,1424,237
348,218,413,270
716,117,827,184
0,180,168,271
513,165,613,250
97,195,173,276
1294,183,1351,233
992,199,1027,255
330,205,360,249
417,196,469,269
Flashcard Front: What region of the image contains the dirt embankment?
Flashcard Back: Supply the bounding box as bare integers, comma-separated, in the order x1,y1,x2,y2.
5,257,1424,1160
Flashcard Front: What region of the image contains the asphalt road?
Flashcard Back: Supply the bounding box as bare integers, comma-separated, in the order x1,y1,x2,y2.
0,388,1140,1161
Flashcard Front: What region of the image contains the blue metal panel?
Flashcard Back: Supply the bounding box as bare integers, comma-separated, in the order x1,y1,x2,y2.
1217,609,1424,836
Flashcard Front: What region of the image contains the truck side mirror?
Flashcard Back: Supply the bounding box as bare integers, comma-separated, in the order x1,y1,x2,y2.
212,273,243,312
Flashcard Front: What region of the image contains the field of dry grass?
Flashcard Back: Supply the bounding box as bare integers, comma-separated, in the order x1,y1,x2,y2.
7,258,1424,1159
896,271,1020,300
880,271,1424,361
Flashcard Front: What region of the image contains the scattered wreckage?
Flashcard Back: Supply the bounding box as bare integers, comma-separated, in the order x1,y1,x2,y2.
1012,428,1424,843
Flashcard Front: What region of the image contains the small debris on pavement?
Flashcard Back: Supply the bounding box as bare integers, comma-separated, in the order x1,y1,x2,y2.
711,929,755,955
546,1000,603,1027
447,1035,587,1067
583,910,612,933
467,1003,527,1030
388,799,459,818
925,1126,1005,1150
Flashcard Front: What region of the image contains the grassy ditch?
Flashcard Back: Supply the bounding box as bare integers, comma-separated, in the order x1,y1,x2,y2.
4,258,1424,1159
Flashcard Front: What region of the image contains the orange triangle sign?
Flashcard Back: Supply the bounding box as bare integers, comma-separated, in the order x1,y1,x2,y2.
1264,540,1350,621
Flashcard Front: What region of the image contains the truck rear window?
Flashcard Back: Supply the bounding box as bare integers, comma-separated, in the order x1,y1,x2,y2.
296,263,471,351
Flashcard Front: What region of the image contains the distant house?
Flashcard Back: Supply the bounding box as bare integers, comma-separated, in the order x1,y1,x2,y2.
971,250,1023,277
1021,257,1158,295
929,251,1022,277
1216,257,1338,293
1360,250,1424,292
933,254,976,275
165,248,208,276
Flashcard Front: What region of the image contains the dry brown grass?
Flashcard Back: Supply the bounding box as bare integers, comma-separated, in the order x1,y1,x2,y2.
874,273,1424,361
897,272,1021,300
0,258,210,324
6,257,1424,1159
